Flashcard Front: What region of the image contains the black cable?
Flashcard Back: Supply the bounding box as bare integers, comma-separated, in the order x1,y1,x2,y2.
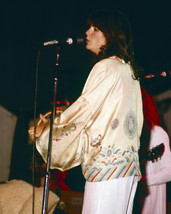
32,45,42,214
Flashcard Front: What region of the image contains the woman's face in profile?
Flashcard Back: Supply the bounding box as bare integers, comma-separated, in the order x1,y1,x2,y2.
85,25,106,55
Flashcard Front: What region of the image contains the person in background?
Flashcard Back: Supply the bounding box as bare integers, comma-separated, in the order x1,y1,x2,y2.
29,9,143,214
133,88,171,214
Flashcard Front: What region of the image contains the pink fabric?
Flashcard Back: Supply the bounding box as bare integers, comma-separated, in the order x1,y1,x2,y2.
140,126,171,214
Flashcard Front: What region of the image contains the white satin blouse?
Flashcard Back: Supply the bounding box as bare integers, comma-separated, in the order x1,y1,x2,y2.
36,56,143,182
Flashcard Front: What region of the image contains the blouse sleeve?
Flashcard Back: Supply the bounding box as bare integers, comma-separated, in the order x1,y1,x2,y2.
36,60,118,171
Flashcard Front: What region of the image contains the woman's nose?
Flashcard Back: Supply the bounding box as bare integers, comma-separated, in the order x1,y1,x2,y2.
86,28,91,36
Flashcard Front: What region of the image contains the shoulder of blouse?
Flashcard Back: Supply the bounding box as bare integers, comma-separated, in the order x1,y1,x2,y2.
93,56,129,72
97,55,127,65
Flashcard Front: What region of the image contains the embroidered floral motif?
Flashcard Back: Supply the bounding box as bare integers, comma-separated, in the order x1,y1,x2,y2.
93,144,139,167
82,144,140,182
110,118,119,130
91,134,102,146
60,123,77,136
107,149,112,157
124,110,137,139
52,123,77,142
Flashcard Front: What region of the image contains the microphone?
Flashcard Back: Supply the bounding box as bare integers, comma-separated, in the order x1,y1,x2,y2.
144,71,167,79
43,37,84,46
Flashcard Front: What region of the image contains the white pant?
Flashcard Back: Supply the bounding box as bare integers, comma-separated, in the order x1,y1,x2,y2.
82,176,138,214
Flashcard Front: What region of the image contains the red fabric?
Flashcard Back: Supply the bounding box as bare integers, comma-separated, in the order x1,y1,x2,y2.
49,170,71,192
141,88,160,131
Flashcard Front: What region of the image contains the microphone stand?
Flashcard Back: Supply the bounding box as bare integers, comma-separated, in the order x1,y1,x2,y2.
42,46,60,214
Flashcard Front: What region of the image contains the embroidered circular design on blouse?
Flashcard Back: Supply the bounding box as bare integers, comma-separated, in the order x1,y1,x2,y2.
124,110,137,139
110,119,119,130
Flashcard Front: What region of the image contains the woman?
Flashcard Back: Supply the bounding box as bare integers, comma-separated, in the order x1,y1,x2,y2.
29,10,143,214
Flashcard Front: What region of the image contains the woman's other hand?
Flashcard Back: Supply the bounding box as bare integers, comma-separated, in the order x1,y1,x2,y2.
28,114,48,140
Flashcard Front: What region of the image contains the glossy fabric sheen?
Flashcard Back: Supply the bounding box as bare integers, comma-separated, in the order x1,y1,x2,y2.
36,56,143,182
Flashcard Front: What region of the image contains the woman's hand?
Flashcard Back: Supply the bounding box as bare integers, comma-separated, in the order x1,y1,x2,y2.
28,114,48,140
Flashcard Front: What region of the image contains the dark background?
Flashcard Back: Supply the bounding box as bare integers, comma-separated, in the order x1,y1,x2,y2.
1,0,171,193
1,0,171,115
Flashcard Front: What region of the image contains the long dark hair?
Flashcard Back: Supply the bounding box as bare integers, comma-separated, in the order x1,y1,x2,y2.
87,9,143,80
